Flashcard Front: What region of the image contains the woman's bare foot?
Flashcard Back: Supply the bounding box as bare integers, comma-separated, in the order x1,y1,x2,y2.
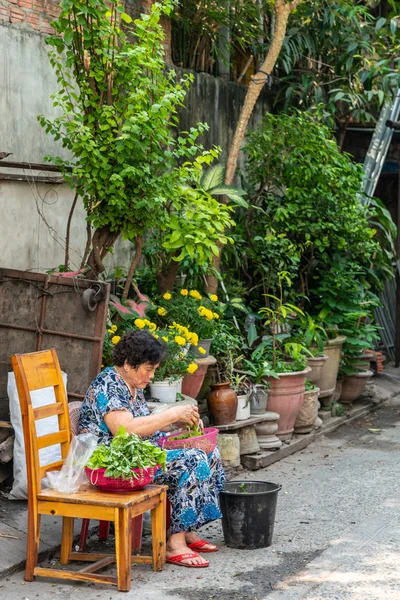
167,532,209,566
185,531,218,552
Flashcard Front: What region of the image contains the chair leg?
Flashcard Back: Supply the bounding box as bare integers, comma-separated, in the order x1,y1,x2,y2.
60,517,74,564
99,520,110,541
151,489,167,572
25,511,41,581
79,518,90,551
132,514,144,554
115,508,132,592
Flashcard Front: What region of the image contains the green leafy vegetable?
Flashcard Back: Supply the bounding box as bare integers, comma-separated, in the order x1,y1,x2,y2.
86,426,167,480
168,423,203,441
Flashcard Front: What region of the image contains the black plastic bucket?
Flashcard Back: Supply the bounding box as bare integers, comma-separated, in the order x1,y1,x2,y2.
219,480,282,549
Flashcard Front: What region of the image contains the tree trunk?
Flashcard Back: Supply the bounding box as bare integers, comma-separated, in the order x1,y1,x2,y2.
86,224,120,280
156,253,181,294
206,0,302,294
122,235,144,300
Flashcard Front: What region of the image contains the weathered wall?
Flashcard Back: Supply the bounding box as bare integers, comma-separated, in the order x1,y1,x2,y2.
0,15,271,274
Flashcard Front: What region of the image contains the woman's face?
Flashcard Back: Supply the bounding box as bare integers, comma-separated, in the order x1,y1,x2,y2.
125,361,159,389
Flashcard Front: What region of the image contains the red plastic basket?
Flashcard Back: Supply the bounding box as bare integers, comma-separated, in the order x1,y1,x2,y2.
158,427,218,454
85,466,158,492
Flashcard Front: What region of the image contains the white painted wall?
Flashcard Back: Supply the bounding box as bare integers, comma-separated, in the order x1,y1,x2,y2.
0,24,134,273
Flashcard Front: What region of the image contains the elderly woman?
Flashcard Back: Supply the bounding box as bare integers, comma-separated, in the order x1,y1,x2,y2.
78,329,225,568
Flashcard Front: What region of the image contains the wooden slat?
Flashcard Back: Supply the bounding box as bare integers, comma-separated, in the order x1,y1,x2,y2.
33,403,64,420
37,429,68,450
78,556,115,573
0,421,13,429
40,460,63,480
34,567,116,585
22,358,61,391
70,552,152,564
38,502,114,521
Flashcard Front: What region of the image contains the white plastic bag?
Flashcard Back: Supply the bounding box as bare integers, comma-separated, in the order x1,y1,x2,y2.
7,371,67,500
46,433,98,494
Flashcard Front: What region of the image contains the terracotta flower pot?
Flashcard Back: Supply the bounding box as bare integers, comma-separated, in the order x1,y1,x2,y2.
294,387,320,434
264,367,311,441
207,382,238,425
181,356,216,399
340,370,373,404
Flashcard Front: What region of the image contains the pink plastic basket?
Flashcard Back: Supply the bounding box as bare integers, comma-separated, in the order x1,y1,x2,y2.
158,427,218,454
85,466,158,492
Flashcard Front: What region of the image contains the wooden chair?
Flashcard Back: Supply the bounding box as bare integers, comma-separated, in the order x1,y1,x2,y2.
11,349,167,591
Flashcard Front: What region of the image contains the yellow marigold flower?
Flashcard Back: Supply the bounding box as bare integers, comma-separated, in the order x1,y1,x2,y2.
134,318,145,329
189,290,202,300
157,307,167,316
163,292,172,300
187,363,199,374
180,289,189,296
111,324,118,332
213,312,220,319
107,329,114,334
101,364,104,369
153,334,159,339
111,335,121,345
143,319,151,326
148,322,157,332
162,336,168,343
187,332,199,346
210,294,218,302
174,335,187,346
198,346,207,355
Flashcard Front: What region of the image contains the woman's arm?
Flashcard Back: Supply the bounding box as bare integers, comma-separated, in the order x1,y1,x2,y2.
104,403,200,438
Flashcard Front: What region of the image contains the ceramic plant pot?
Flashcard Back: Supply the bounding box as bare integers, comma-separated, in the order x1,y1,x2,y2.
207,382,238,425
236,393,251,421
190,339,213,358
264,367,311,441
340,370,373,404
148,379,181,403
149,379,182,404
250,385,268,415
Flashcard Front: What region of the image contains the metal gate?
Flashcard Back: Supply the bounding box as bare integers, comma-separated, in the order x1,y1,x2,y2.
0,268,110,420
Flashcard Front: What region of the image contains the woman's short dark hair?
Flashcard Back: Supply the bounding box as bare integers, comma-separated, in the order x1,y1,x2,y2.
112,330,165,368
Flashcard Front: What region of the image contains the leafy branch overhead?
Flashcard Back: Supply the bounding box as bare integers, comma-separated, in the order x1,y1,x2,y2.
38,0,234,281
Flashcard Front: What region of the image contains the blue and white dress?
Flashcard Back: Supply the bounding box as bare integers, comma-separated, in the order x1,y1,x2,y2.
78,367,225,534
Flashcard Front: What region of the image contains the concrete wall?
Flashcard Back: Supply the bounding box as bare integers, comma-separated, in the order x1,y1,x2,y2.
0,21,271,274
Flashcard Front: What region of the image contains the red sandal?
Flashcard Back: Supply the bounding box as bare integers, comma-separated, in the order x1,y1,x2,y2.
166,552,209,568
187,539,219,553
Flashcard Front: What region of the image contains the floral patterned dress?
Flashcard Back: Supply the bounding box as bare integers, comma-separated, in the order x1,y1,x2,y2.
78,367,225,534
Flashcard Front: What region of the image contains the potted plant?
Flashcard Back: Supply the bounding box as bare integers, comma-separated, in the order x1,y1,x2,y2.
149,289,223,356
257,273,311,440
240,351,275,415
206,325,244,425
230,372,251,421
289,312,329,388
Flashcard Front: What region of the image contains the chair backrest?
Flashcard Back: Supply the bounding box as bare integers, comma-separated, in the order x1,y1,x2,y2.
11,349,71,496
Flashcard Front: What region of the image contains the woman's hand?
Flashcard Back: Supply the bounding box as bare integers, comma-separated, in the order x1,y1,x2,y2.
171,404,200,428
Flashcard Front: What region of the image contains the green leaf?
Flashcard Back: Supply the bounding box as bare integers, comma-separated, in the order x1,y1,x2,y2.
200,164,225,191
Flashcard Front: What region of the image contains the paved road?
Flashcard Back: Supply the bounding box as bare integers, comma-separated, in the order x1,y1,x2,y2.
1,393,400,600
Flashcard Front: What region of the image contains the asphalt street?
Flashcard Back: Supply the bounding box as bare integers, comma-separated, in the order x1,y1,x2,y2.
1,391,400,600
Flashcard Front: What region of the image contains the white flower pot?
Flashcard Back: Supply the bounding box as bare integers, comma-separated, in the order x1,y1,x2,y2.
236,393,251,421
148,379,180,403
